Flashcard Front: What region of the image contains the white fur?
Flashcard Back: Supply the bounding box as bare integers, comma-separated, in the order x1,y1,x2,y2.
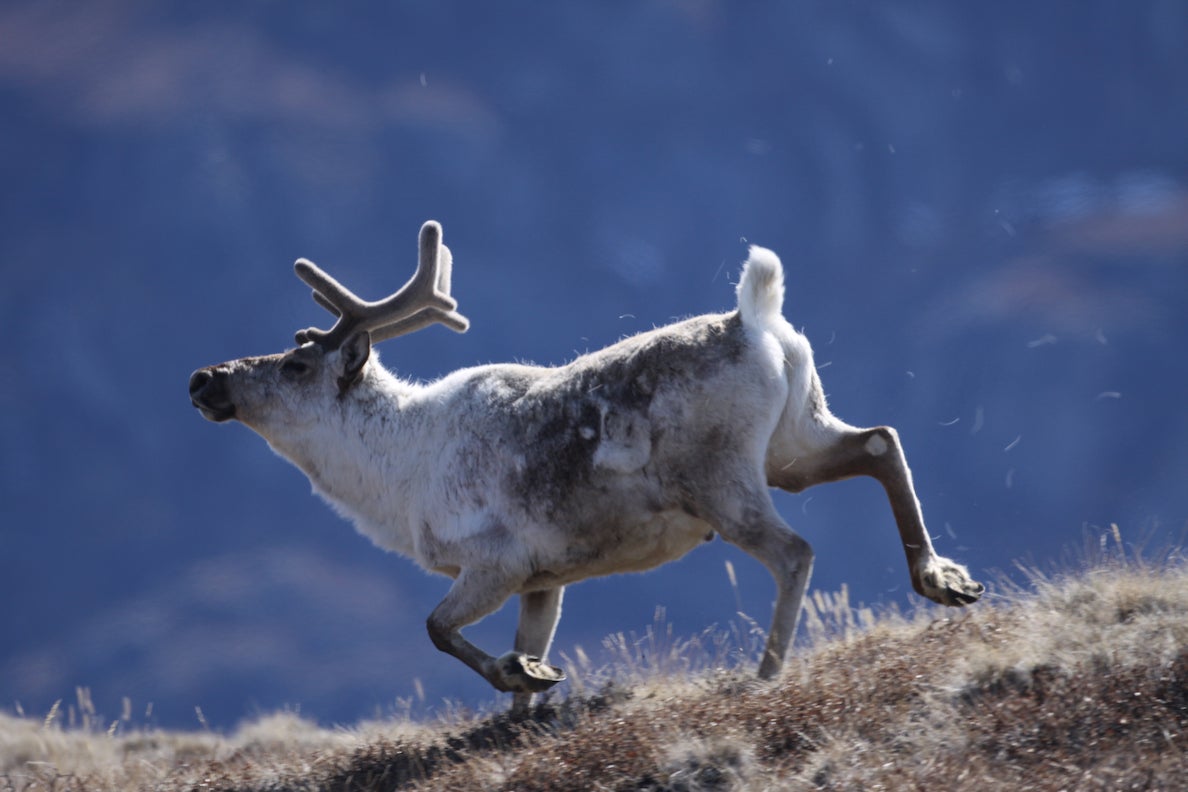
737,245,785,323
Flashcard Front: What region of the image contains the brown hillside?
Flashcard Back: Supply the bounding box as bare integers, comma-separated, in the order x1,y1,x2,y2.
3,555,1186,790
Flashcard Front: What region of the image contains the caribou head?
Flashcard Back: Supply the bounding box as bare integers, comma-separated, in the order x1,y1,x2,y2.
188,220,469,433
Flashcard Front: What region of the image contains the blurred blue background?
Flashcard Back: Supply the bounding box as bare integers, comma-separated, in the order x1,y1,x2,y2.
2,1,1185,729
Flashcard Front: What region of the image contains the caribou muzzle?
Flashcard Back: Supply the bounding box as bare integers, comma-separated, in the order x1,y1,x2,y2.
189,367,237,423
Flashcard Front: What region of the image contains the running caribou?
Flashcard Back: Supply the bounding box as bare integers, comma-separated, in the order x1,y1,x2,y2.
189,221,983,711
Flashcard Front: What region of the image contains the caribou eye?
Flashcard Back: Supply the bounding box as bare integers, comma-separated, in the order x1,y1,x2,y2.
280,358,311,379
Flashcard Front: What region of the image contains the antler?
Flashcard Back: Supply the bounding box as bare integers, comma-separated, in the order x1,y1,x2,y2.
294,220,470,349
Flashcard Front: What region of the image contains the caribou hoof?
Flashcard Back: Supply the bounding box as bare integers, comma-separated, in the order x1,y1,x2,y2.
496,651,566,693
917,556,985,607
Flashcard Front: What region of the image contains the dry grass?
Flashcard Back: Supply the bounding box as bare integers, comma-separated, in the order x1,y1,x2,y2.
5,551,1188,791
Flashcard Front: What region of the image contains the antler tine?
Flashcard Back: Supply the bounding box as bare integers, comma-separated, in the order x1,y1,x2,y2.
370,242,470,341
310,289,341,318
292,261,353,346
294,220,469,348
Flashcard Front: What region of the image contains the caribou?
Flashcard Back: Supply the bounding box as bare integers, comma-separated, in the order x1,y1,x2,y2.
189,220,983,712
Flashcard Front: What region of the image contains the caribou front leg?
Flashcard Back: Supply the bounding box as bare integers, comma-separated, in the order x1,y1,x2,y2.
426,570,566,695
510,587,565,715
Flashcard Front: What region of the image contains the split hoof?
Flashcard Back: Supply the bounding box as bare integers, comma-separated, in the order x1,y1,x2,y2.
917,556,985,607
497,652,566,693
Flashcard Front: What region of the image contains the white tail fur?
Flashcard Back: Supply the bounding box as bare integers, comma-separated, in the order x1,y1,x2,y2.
737,245,785,326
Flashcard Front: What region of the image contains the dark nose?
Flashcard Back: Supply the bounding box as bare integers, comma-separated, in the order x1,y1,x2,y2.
189,368,214,398
189,367,235,422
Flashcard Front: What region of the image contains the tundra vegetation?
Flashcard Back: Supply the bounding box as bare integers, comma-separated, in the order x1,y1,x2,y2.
3,549,1186,791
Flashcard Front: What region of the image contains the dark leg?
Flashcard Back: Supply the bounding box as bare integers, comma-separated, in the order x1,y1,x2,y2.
769,425,983,606
426,570,566,695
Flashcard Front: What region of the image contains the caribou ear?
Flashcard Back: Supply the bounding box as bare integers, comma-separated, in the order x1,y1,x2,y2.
336,331,371,395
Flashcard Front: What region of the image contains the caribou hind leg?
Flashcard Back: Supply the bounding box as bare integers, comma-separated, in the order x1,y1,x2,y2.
693,473,815,681
769,424,984,607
